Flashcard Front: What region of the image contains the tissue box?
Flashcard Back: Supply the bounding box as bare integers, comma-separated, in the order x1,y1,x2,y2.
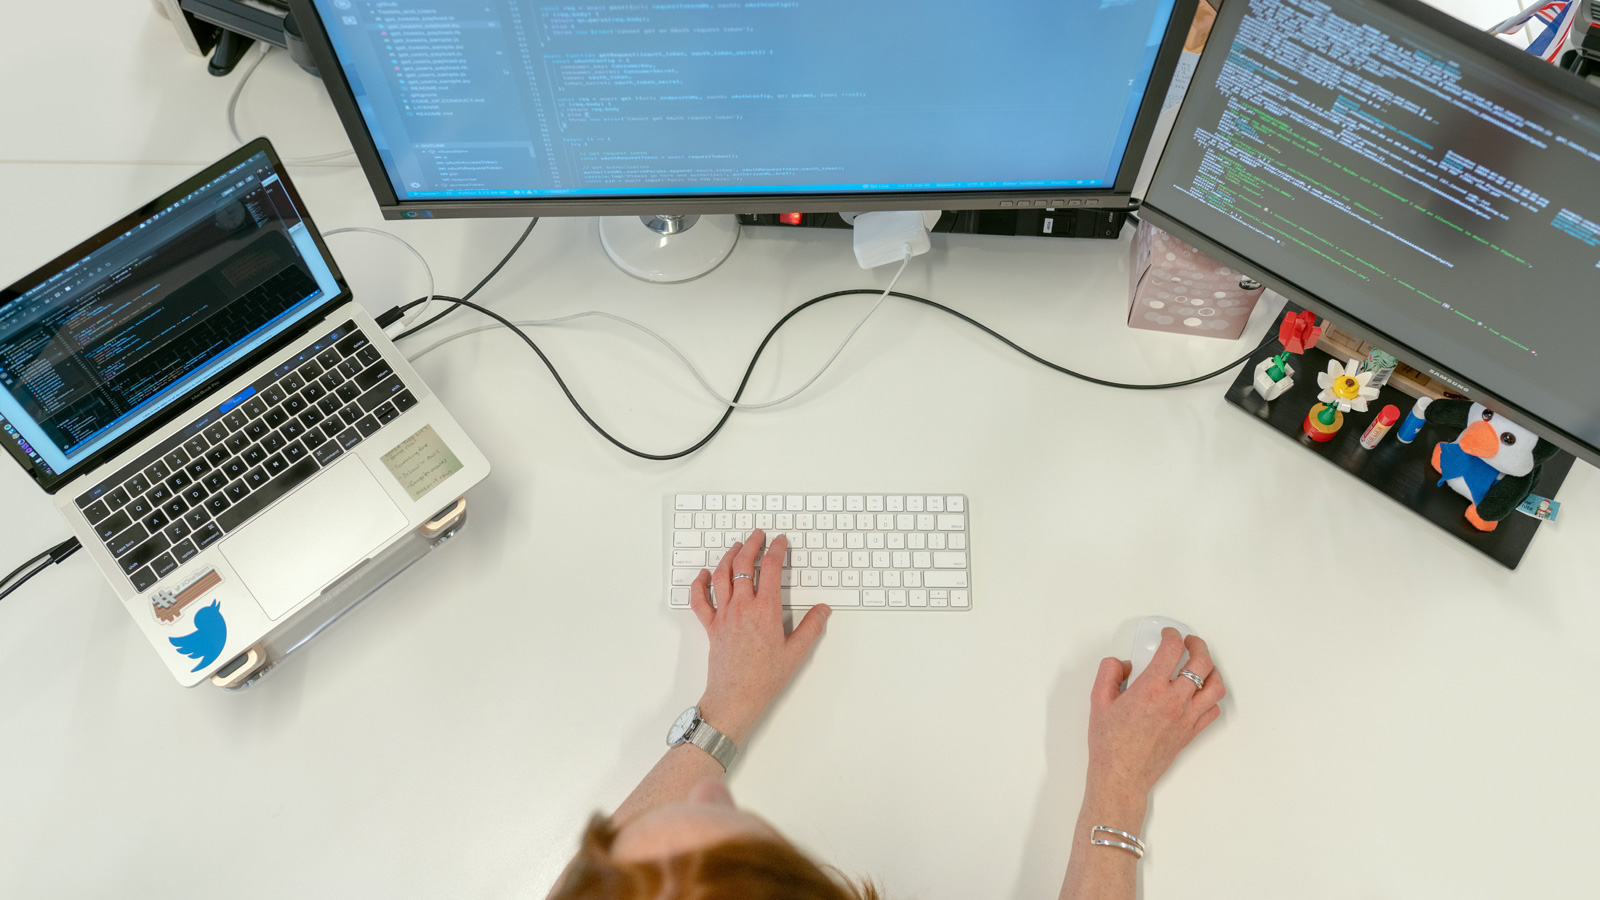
1128,220,1264,339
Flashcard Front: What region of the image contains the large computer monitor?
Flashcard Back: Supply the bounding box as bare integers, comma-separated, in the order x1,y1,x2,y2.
1142,0,1600,467
290,0,1196,220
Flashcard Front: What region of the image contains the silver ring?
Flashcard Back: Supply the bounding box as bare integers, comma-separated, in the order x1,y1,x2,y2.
1178,668,1205,690
732,573,753,581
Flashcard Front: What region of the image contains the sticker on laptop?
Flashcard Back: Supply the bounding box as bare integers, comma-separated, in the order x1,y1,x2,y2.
380,424,464,502
170,600,227,673
151,567,224,625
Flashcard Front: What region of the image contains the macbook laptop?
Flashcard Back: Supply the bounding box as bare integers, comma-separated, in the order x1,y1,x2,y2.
0,139,490,686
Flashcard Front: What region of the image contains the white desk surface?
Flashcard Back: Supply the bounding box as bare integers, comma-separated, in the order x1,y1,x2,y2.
3,4,1598,898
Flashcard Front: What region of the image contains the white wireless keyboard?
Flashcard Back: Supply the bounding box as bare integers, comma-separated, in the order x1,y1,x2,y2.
666,493,972,611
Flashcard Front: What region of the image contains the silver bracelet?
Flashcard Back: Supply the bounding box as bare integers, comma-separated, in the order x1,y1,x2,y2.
1089,825,1146,859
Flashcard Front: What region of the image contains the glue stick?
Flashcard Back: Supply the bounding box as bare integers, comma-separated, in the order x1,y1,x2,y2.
1360,405,1400,449
1396,397,1432,444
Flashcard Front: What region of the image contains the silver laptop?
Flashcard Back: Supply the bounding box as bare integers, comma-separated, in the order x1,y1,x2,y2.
0,140,490,686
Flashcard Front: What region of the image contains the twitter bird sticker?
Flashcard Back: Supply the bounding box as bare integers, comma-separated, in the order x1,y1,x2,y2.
169,600,227,673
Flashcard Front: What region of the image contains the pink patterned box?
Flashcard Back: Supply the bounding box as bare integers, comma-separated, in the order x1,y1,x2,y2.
1127,220,1264,339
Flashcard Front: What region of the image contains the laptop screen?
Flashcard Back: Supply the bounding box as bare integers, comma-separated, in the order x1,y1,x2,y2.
0,148,340,485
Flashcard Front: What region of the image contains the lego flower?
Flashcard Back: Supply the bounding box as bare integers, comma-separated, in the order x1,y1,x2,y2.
1317,359,1380,412
1277,310,1322,355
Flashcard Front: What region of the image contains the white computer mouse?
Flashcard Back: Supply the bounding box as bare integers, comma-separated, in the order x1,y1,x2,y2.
1128,616,1193,687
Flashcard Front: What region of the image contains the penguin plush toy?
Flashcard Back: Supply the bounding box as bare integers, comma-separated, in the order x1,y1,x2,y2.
1424,399,1558,531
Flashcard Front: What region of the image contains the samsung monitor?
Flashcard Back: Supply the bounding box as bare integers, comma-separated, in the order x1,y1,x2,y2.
290,0,1196,221
1142,0,1600,467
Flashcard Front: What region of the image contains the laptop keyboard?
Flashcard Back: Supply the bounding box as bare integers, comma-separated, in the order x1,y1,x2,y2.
73,321,417,594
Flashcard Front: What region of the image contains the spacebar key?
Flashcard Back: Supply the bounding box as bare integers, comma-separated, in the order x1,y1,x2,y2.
780,588,861,608
217,458,320,532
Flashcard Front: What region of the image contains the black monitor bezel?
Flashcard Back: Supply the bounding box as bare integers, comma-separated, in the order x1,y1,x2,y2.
289,0,1200,220
0,138,352,494
1141,0,1600,470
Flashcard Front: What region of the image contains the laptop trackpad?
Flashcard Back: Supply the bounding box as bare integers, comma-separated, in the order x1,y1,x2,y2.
221,457,408,620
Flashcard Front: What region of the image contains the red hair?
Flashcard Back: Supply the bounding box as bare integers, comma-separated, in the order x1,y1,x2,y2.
549,815,880,900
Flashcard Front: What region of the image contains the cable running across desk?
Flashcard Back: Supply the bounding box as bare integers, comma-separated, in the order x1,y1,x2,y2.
389,289,1277,460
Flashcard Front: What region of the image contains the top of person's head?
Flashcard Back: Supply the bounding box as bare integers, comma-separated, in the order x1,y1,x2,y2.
549,815,879,900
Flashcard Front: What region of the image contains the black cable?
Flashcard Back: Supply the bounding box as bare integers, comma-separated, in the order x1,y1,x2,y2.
393,288,1276,460
0,536,81,602
392,218,539,340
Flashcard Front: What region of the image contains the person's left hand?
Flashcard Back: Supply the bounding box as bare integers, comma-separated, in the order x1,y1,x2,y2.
689,528,830,744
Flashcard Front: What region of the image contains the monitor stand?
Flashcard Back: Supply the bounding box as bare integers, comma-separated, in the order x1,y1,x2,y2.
598,215,740,283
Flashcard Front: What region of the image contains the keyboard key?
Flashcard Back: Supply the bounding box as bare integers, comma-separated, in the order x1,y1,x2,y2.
355,415,381,438
127,495,153,519
317,348,342,370
206,493,232,515
203,422,230,444
951,590,969,608
217,458,320,533
922,571,968,588
245,467,269,489
264,453,287,475
242,446,266,466
119,534,170,574
316,394,343,415
183,436,209,457
302,382,325,404
129,567,158,593
782,588,861,608
937,514,965,531
393,390,418,413
95,509,132,541
172,539,198,564
302,428,326,451
184,507,212,529
863,590,886,607
337,358,363,379
263,408,288,428
164,518,192,543
262,384,288,406
322,420,346,440
281,419,304,441
355,344,383,368
150,553,178,579
281,372,306,394
676,494,704,510
336,331,370,357
107,522,148,557
193,522,223,549
83,500,111,527
144,460,170,483
933,552,967,568
225,431,252,453
359,376,405,411
126,474,150,496
223,409,250,431
185,458,211,478
224,481,250,503
283,440,306,463
261,432,285,454
163,448,189,469
244,420,270,441
106,487,130,510
337,427,362,450
163,497,187,518
338,406,362,426
312,441,343,466
300,406,326,428
373,402,398,424
204,445,230,466
284,395,306,416
202,471,228,492
299,360,324,381
946,496,964,512
355,362,396,392
143,510,169,532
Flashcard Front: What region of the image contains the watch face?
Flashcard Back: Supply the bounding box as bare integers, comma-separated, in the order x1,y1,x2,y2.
667,707,699,745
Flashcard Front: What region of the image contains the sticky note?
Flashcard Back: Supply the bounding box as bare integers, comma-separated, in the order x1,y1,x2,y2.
380,424,463,502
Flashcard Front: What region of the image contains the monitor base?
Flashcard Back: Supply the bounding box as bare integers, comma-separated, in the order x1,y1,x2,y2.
599,215,740,283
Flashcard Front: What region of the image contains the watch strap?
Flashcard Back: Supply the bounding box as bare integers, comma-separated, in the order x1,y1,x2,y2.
687,719,739,770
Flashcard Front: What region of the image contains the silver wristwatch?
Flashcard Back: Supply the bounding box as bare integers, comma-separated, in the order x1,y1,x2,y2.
666,706,739,771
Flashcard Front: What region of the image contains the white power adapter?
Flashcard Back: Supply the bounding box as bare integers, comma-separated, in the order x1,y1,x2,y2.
843,210,940,268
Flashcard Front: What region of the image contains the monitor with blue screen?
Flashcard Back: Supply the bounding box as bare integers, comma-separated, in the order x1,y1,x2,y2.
292,0,1197,218
0,145,343,488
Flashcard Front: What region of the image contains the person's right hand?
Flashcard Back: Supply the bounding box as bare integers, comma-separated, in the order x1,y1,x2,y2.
688,528,831,745
1084,628,1225,800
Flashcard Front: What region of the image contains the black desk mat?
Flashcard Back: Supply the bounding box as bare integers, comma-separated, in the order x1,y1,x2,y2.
1222,325,1573,569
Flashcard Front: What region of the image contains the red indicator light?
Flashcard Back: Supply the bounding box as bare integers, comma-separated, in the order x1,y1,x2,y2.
779,212,803,225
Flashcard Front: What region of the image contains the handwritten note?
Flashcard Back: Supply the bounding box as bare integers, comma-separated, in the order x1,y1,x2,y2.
381,425,463,502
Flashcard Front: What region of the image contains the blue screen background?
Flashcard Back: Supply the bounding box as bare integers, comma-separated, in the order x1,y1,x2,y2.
314,0,1179,200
